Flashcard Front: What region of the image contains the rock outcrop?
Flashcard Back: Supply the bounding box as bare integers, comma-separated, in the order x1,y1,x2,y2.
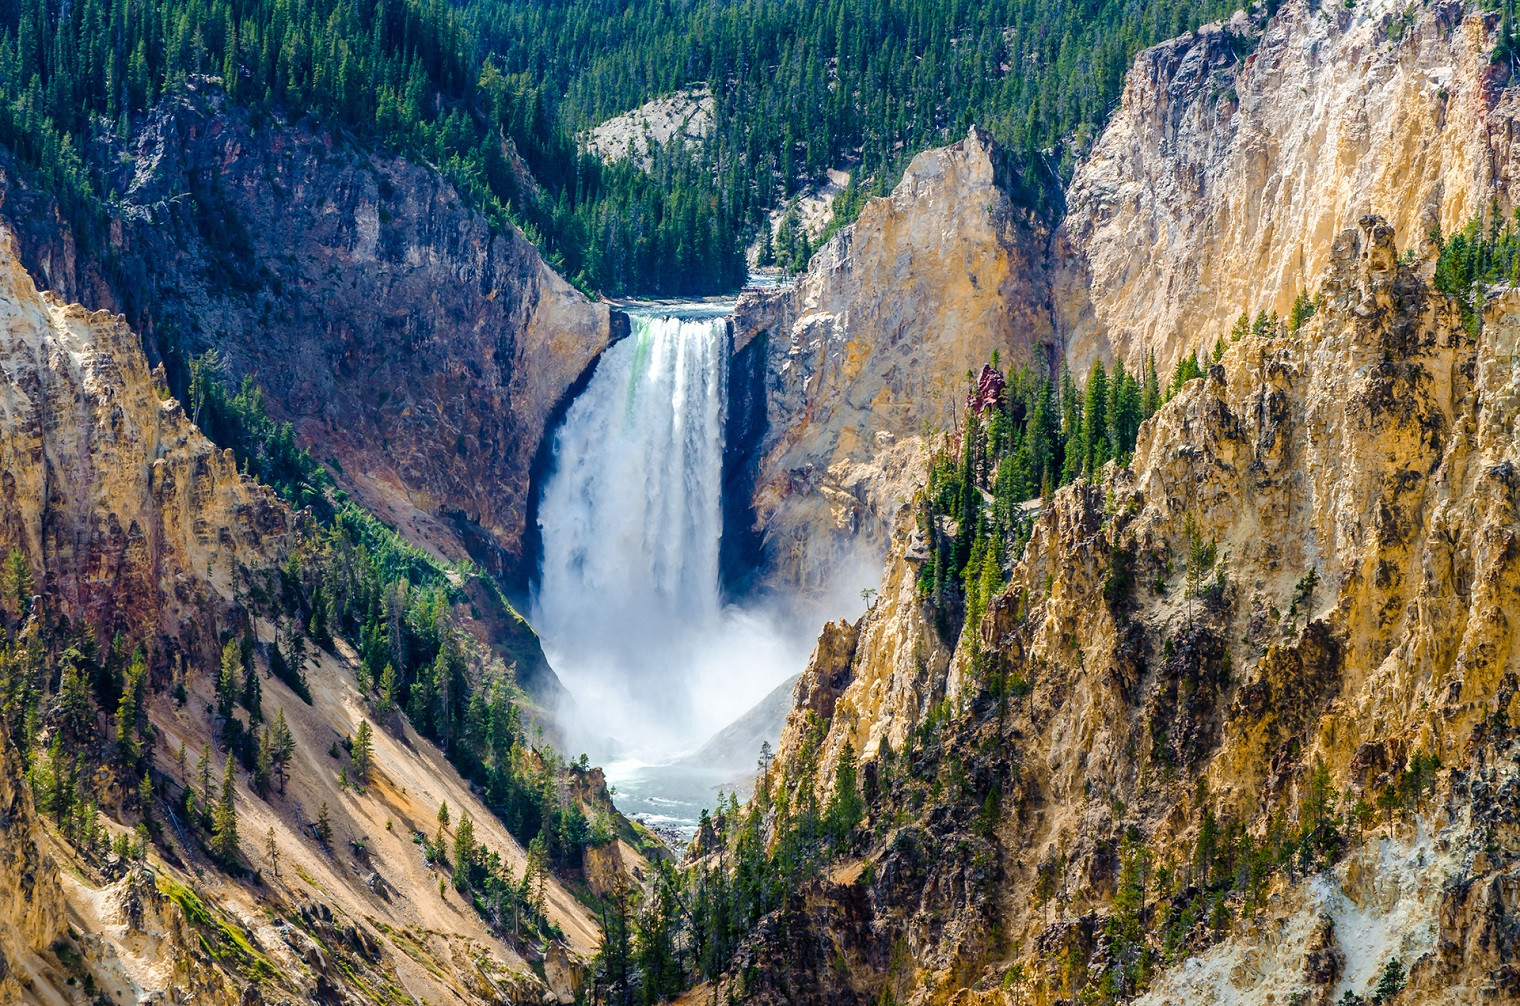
0,719,64,1002
731,126,1055,600
0,226,294,655
584,86,713,168
757,215,1520,1004
0,80,622,588
1056,0,1520,374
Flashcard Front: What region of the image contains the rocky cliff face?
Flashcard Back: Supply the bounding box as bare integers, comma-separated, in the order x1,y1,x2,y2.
0,226,294,659
1056,0,1520,374
731,126,1055,601
731,2,1520,603
0,81,622,588
756,215,1520,1004
0,718,64,1003
0,227,625,1005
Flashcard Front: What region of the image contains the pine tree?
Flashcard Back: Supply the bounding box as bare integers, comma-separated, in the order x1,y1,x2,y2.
1182,512,1217,621
1229,311,1251,343
197,743,214,826
58,655,96,747
756,216,775,267
270,709,294,793
43,734,75,824
254,728,273,796
1141,351,1162,419
266,826,280,876
212,753,239,862
4,549,33,616
315,802,333,847
452,812,476,889
351,719,373,787
1288,292,1317,332
825,742,865,847
1059,362,1082,484
1170,352,1204,399
1082,359,1109,475
241,645,262,725
526,832,548,914
1110,363,1143,461
138,770,154,820
216,639,240,722
372,661,395,714
115,648,149,764
1372,958,1406,1004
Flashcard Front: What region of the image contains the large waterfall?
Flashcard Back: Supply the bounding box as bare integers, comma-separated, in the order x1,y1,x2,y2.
533,312,801,767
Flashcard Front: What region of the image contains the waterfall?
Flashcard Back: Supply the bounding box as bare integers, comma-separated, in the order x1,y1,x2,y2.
535,312,777,759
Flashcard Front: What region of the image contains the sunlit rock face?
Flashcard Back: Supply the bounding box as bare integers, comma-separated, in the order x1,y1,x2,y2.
0,226,625,1006
0,226,294,652
731,126,1057,604
0,717,64,1002
1056,1,1520,376
730,5,1520,1003
758,211,1520,1006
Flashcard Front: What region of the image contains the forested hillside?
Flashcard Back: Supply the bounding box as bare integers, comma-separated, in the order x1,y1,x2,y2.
0,0,745,293
0,0,1243,296
480,0,1242,240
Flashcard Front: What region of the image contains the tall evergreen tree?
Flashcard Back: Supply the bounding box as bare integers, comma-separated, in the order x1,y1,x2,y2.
212,753,239,862
352,719,374,787
1141,351,1162,419
216,639,240,723
241,645,262,726
270,709,295,794
115,648,149,764
1082,359,1109,475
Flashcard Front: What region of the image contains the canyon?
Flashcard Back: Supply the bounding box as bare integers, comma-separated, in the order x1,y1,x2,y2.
712,2,1520,1003
0,0,1518,1004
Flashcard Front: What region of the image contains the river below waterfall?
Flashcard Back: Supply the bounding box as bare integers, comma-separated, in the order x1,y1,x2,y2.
532,302,809,844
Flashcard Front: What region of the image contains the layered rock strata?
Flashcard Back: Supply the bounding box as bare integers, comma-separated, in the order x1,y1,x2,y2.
731,126,1055,601
760,215,1520,1005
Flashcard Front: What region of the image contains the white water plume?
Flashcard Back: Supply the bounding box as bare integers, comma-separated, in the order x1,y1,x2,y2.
532,312,810,763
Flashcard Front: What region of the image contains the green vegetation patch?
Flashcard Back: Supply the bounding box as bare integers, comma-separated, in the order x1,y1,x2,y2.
156,873,277,982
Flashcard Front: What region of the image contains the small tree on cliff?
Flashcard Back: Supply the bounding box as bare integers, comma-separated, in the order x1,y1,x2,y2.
115,648,150,766
211,753,240,863
216,639,240,723
1182,512,1217,621
825,742,865,849
241,643,262,726
351,719,374,788
268,709,295,794
451,813,476,890
4,549,33,617
377,662,398,715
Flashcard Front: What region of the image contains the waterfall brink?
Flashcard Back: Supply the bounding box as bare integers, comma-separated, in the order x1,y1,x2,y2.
535,312,789,760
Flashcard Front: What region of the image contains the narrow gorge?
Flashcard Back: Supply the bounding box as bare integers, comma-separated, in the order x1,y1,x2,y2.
1,1,1519,1005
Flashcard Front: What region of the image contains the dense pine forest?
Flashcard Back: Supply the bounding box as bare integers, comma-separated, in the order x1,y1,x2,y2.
0,0,1242,295
479,0,1242,238
0,0,746,293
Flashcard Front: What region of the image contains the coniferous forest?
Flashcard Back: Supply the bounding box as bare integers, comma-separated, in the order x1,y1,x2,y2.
0,0,1242,296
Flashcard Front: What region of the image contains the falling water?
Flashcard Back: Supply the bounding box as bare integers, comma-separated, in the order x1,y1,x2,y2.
534,312,794,763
